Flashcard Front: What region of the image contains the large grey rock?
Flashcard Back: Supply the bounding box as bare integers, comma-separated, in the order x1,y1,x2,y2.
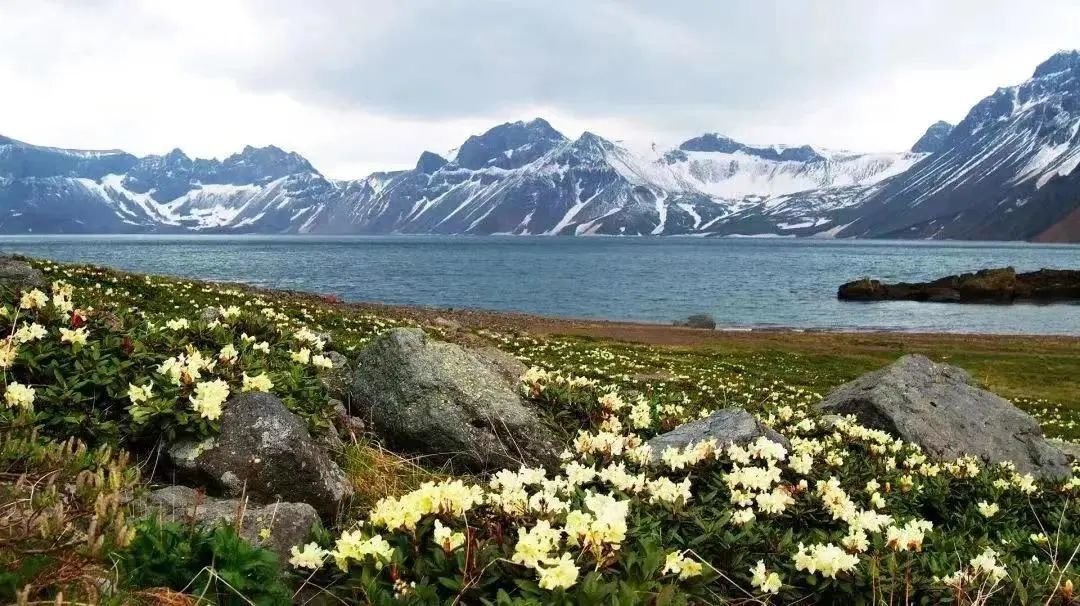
646,408,789,465
0,256,46,293
147,486,318,562
349,328,560,472
816,355,1070,479
471,346,529,385
173,392,352,519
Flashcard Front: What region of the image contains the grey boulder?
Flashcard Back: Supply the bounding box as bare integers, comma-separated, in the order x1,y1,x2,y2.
171,392,352,519
816,355,1070,479
0,256,46,293
646,408,789,465
147,485,318,562
471,346,529,385
349,328,560,472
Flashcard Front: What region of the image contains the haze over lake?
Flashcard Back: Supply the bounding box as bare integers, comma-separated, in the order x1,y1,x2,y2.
2,235,1077,335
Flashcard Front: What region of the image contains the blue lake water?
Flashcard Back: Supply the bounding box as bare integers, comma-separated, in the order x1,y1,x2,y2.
0,235,1078,335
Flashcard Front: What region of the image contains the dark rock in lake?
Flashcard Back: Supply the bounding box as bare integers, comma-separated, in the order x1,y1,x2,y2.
147,485,318,562
838,267,1080,303
645,408,788,465
349,328,561,472
676,314,717,330
168,392,352,519
0,256,47,293
816,355,1070,479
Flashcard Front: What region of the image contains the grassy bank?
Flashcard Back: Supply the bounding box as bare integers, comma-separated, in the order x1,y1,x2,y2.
1,257,1077,605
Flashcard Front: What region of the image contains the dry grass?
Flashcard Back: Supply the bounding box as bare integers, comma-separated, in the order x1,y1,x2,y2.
340,438,448,512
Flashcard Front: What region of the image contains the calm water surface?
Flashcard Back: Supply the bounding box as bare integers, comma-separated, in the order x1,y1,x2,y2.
0,235,1078,335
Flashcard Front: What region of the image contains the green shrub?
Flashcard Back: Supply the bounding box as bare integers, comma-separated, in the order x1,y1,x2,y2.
117,517,291,605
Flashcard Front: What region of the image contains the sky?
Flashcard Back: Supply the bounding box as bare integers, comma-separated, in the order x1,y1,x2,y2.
2,0,1080,179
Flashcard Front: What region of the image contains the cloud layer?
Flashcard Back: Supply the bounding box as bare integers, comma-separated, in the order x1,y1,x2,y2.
3,0,1079,177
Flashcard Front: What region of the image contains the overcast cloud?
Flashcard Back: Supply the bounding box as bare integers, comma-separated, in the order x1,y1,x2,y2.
2,0,1079,177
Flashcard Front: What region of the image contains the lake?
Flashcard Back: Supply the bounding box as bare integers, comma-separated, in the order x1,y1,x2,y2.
0,235,1077,335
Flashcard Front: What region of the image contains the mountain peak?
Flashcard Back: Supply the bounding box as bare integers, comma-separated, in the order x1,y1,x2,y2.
222,145,315,177
415,150,448,174
163,148,191,163
679,133,823,162
454,118,567,170
910,120,955,154
1032,50,1080,78
679,133,742,153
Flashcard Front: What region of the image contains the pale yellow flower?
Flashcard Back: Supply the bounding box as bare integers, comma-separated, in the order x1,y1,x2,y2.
4,382,35,409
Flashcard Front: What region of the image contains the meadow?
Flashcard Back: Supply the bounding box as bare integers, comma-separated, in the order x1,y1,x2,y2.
1,257,1077,605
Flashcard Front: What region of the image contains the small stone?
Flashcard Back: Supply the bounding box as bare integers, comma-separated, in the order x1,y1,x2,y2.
147,486,318,562
646,408,788,465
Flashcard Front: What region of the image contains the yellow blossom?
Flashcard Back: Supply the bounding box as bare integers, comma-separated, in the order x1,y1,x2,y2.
751,560,783,594
4,382,35,409
128,382,153,404
536,552,579,590
289,542,328,570
433,520,466,552
59,327,88,346
242,372,274,393
20,289,48,310
190,379,230,420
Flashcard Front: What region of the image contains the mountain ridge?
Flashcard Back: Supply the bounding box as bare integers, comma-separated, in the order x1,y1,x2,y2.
2,50,1079,241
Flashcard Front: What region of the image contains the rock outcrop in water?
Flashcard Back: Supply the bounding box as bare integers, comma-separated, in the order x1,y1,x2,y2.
816,355,1071,479
838,267,1080,303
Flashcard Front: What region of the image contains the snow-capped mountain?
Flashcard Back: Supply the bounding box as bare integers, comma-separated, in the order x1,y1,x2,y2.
302,119,920,236
0,135,335,233
836,50,1080,241
2,50,1079,241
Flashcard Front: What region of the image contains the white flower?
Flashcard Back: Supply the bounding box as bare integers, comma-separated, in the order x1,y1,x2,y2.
977,501,1000,518
289,542,328,570
433,520,466,552
663,551,703,580
166,318,190,331
19,289,48,310
750,560,783,594
536,552,579,590
291,348,311,364
13,323,47,344
242,372,274,393
128,382,153,404
218,344,238,363
190,379,230,420
59,327,88,346
731,508,756,525
311,353,334,369
4,382,35,409
793,543,859,579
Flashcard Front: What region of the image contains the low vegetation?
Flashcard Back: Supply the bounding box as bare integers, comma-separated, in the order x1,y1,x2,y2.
0,257,1076,604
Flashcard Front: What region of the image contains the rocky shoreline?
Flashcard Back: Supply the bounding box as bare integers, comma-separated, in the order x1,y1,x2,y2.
838,267,1080,303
